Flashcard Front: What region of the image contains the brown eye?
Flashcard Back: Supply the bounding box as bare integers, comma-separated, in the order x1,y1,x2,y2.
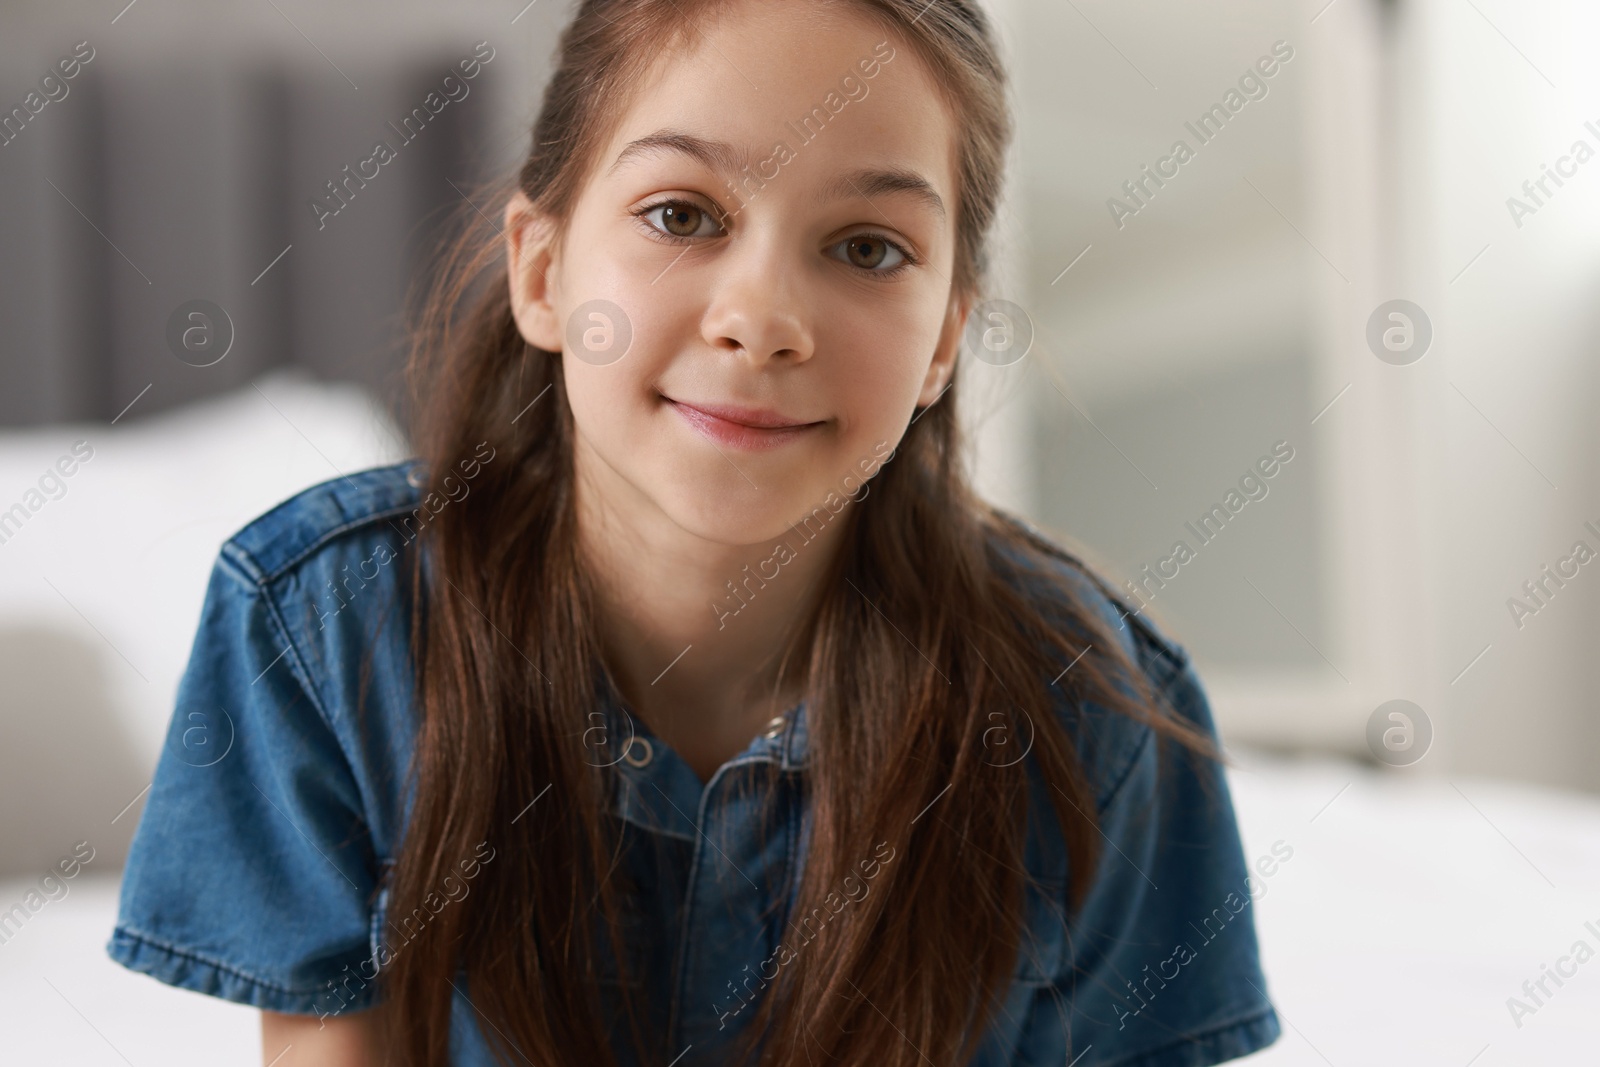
636,199,726,241
638,200,723,241
660,203,703,237
831,234,908,273
845,236,886,268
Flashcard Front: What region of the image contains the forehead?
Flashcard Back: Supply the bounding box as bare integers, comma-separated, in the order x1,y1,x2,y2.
597,1,959,216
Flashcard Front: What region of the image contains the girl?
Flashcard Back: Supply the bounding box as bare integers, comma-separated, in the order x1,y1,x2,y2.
109,1,1281,1064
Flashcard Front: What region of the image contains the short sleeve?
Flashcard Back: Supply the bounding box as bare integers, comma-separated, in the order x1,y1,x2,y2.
1048,653,1281,1066
107,548,381,1016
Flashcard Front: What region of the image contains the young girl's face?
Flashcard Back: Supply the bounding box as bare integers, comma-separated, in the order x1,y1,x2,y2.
508,0,968,547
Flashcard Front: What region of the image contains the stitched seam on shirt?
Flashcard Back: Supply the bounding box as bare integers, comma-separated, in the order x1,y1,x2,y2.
112,923,311,996
1092,636,1202,814
777,776,802,949
1061,549,1192,671
259,578,342,741
256,502,426,586
721,752,778,773
1140,637,1189,698
1094,722,1153,814
1149,656,1208,739
614,777,698,843
1095,1004,1277,1067
668,807,711,1044
203,549,343,743
217,542,266,588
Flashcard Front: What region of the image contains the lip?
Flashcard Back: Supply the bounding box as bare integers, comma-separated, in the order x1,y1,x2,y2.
664,396,825,451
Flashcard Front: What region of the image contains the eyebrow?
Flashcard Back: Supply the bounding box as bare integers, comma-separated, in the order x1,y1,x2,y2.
608,130,946,221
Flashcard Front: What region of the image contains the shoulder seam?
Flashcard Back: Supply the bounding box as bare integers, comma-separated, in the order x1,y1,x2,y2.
224,500,423,589
1073,648,1195,817
257,576,342,742
260,501,422,585
1138,625,1190,696
1063,561,1191,673
1094,718,1153,814
215,533,371,756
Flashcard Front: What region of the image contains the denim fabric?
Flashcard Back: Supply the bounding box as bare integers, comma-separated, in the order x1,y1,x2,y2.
108,462,1280,1066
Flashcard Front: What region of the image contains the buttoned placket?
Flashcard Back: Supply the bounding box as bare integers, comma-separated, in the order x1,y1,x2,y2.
599,691,810,1064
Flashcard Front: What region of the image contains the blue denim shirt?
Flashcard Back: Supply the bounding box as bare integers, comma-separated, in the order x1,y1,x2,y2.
108,462,1280,1066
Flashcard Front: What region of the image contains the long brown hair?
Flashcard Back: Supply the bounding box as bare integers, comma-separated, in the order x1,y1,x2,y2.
383,1,1217,1064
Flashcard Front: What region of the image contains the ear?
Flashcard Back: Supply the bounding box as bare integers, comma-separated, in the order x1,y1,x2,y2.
504,190,563,352
917,289,972,407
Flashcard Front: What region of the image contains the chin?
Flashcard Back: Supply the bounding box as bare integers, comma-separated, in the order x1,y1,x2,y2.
655,489,814,549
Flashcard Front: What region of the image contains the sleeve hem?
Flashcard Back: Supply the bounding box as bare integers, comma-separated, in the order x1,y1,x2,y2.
1101,1006,1281,1067
105,926,377,1016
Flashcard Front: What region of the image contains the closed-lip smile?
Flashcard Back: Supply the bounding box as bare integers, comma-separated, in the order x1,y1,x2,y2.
663,395,825,451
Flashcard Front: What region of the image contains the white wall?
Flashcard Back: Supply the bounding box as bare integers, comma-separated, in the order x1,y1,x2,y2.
1412,0,1600,788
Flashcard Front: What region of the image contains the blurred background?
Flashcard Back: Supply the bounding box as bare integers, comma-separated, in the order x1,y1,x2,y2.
1,0,1597,1062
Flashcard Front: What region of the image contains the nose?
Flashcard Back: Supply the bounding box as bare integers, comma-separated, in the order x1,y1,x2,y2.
698,230,815,366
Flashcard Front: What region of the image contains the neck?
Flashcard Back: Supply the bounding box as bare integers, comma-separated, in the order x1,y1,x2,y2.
573,434,853,741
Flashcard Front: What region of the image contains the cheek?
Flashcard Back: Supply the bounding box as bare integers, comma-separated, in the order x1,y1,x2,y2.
562,364,616,438
555,244,683,447
815,299,940,443
562,358,655,457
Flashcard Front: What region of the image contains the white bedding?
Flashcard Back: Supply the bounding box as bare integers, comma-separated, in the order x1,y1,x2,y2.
0,371,409,771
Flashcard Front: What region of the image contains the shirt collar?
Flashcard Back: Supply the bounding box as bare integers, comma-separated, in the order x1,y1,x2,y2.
595,668,809,773
594,673,809,839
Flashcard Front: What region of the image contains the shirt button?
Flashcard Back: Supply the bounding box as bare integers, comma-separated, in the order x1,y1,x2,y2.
761,715,788,740
622,736,653,768
405,465,428,489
